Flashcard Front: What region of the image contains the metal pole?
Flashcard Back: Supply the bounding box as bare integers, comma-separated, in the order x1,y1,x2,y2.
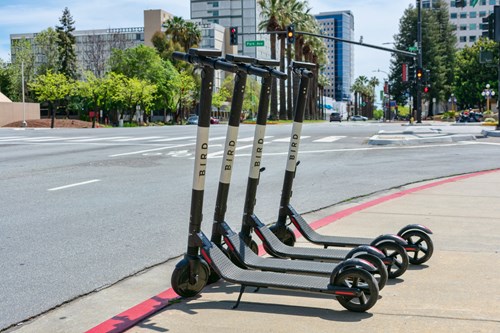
416,0,423,123
497,43,500,130
21,61,27,127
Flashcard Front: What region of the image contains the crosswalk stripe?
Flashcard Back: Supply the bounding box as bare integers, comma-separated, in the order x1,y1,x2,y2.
238,136,273,142
313,136,346,143
113,136,163,142
149,136,195,142
71,136,129,142
273,136,310,143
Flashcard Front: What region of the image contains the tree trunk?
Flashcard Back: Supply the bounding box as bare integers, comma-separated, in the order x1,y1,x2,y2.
50,101,56,128
279,37,286,120
270,33,278,120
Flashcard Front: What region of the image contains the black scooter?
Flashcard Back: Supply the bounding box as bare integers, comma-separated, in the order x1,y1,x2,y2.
237,61,407,278
209,59,387,289
171,49,380,312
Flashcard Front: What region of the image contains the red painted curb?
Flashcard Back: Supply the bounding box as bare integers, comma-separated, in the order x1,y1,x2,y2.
85,169,499,333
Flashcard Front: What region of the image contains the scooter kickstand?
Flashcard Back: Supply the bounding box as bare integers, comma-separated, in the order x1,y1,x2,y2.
232,285,247,309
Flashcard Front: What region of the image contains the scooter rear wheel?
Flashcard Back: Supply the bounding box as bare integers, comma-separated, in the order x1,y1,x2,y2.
401,230,434,265
355,254,388,290
269,224,296,246
171,258,210,297
334,268,379,312
377,242,409,278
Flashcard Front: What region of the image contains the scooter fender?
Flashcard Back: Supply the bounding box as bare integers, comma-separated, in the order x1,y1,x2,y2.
370,234,408,247
330,258,377,283
397,224,433,236
345,245,386,260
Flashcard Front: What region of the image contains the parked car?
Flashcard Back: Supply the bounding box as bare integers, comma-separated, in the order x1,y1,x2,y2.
210,116,220,124
329,112,342,122
187,115,198,125
350,115,368,121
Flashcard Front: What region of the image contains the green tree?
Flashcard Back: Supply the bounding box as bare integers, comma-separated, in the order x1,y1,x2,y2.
163,17,201,52
0,59,12,98
212,87,231,114
34,27,61,75
171,70,196,124
453,38,499,110
112,75,157,124
56,7,77,79
29,71,73,128
108,45,166,83
9,38,36,102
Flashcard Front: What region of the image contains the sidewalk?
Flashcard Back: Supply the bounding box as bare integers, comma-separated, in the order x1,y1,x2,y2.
9,170,500,333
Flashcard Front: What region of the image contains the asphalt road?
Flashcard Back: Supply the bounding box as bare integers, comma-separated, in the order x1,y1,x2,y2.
1,122,500,330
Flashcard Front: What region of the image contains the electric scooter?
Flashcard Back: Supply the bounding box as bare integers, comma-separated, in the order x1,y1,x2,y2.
238,61,408,279
208,58,387,289
171,50,380,312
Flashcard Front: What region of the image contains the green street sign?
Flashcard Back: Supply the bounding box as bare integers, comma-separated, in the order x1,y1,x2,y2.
245,40,265,47
408,46,418,52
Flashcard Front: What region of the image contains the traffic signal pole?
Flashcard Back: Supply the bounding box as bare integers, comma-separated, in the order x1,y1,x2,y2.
416,0,423,123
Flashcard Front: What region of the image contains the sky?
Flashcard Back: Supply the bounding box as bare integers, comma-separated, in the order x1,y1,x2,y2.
0,0,416,99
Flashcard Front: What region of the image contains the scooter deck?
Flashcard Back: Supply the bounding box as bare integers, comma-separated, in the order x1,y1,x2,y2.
288,205,373,247
199,232,338,292
250,215,355,261
222,223,336,275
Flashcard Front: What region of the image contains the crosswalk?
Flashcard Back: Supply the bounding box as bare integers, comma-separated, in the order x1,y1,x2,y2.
0,135,347,145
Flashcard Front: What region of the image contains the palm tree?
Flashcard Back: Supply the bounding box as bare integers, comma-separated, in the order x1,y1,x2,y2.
163,17,201,52
258,0,283,120
368,76,380,118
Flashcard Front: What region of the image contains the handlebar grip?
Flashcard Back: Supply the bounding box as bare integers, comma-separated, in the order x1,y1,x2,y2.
270,69,288,80
302,69,314,78
172,52,189,62
214,59,238,73
246,65,270,77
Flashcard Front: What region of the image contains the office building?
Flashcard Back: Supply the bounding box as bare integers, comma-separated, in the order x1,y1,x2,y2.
190,0,270,59
424,0,500,48
315,11,355,102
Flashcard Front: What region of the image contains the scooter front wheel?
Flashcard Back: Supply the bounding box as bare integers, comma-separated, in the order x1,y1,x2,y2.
401,230,434,265
171,257,210,297
269,224,296,246
333,268,379,312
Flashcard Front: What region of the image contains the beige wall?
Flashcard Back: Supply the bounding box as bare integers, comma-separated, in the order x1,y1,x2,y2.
0,102,40,127
144,9,173,47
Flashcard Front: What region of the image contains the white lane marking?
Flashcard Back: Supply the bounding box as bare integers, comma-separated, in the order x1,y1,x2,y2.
149,136,195,142
109,143,195,157
113,136,163,142
20,136,59,141
273,136,310,143
0,136,26,141
238,136,273,142
233,142,471,157
206,144,254,158
26,136,92,142
313,136,346,143
459,141,500,146
209,136,227,141
48,179,101,191
71,136,129,142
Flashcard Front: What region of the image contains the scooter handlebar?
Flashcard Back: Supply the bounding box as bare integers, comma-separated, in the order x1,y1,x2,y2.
172,52,238,73
245,65,270,78
269,69,288,80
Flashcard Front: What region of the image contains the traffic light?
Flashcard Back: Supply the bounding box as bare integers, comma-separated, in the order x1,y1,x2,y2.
287,24,295,44
482,13,494,39
416,67,423,81
423,85,430,94
408,65,415,82
229,26,238,45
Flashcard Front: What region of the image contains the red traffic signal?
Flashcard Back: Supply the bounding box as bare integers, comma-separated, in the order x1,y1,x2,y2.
229,26,238,45
423,86,430,93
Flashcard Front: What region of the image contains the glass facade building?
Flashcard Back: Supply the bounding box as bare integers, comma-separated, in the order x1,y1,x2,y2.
315,11,354,102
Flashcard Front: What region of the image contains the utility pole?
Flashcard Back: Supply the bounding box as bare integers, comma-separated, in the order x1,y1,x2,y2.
416,0,423,123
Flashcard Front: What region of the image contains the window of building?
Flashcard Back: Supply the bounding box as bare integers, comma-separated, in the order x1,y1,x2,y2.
470,36,477,42
460,24,467,30
489,0,496,5
451,13,458,19
470,12,477,18
459,36,467,42
479,11,487,17
460,12,467,18
470,23,477,30
481,0,487,5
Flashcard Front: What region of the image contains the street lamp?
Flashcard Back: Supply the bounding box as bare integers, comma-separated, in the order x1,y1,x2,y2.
374,69,390,121
448,93,457,112
21,61,27,127
481,84,495,112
